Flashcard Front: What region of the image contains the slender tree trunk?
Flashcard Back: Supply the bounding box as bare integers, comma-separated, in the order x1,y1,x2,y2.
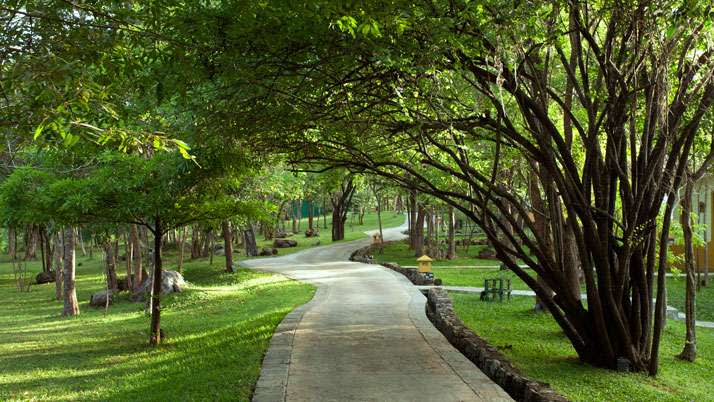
415,205,425,257
292,201,298,233
54,232,63,301
447,206,456,259
177,227,187,273
103,241,118,292
191,225,200,259
678,180,697,361
409,190,417,249
323,198,328,229
62,227,79,317
308,201,314,231
39,227,47,273
7,226,15,258
24,225,37,260
149,216,164,346
125,233,133,290
130,224,143,289
376,195,384,254
222,220,234,272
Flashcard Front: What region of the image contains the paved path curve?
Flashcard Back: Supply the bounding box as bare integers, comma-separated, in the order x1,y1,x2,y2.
242,221,512,402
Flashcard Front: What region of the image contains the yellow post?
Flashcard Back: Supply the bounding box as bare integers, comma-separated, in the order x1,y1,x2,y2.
417,255,433,273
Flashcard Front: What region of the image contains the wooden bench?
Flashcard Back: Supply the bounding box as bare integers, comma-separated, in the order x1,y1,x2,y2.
480,278,512,302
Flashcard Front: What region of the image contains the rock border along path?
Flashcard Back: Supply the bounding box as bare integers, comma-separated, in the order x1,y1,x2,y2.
242,222,512,402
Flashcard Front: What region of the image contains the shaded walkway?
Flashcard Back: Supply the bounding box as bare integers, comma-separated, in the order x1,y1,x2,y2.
241,223,512,402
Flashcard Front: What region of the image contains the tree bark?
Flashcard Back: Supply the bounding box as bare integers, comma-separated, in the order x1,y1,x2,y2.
7,226,15,258
62,227,79,317
414,205,425,257
130,224,143,289
54,232,63,301
243,224,258,257
103,241,118,292
222,220,234,272
331,176,356,241
149,216,163,346
408,189,417,249
24,224,37,260
678,180,697,361
447,206,457,259
308,201,314,231
177,226,187,273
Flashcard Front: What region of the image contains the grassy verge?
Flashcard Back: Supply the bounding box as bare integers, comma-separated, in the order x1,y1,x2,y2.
376,240,714,321
247,211,405,259
451,294,714,402
0,252,314,401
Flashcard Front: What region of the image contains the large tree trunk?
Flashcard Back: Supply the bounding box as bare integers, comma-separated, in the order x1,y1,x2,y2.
149,216,164,346
678,180,697,361
222,220,234,272
54,232,63,301
24,224,37,260
243,224,258,257
62,227,79,317
447,206,456,260
308,201,314,231
103,241,118,292
130,224,143,289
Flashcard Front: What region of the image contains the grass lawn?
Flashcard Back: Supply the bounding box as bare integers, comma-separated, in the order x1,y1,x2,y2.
247,211,405,259
0,251,314,401
451,294,714,402
376,240,714,321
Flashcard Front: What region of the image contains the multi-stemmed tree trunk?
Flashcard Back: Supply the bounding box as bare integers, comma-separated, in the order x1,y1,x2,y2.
222,220,234,272
678,180,697,362
61,227,79,317
447,206,456,260
330,176,356,241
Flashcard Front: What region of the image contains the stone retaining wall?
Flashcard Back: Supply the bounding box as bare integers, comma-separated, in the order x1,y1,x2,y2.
349,244,434,286
426,287,569,402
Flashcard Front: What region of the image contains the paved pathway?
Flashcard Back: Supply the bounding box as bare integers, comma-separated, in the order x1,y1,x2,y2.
241,223,512,402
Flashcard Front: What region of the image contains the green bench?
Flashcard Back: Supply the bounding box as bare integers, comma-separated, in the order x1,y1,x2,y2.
480,278,512,302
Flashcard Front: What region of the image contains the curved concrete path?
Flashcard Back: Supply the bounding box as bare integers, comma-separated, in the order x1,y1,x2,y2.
242,221,512,402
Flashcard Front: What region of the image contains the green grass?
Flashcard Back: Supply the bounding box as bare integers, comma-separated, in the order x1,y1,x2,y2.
0,251,314,401
451,294,714,402
247,211,406,259
376,240,714,321
372,239,500,267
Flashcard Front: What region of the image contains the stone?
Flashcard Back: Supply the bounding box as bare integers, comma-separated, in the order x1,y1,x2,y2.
35,271,55,284
273,239,298,248
130,270,186,302
259,247,278,256
274,231,288,239
304,229,319,237
478,247,497,259
90,289,113,307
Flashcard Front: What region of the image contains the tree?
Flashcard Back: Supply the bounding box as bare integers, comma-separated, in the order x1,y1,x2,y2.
329,174,356,241
208,1,714,374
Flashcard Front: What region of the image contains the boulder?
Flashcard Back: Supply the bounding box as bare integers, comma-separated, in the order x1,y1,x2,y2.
130,270,186,302
259,247,278,256
273,239,298,248
35,271,55,284
274,231,288,239
304,229,319,238
478,248,497,259
90,289,113,307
